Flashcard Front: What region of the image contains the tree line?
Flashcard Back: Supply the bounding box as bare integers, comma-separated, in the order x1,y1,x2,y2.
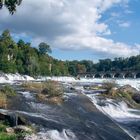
0,30,140,77
0,30,69,76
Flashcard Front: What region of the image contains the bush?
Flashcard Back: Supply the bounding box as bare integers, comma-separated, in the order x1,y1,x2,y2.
102,80,117,94
40,81,63,98
0,85,16,97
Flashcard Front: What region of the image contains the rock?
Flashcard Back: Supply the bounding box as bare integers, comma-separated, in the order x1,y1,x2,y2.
132,94,140,104
0,113,17,127
41,88,49,95
5,127,14,133
118,85,138,94
14,125,32,133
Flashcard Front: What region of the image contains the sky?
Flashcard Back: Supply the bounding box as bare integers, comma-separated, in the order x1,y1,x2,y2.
0,0,140,61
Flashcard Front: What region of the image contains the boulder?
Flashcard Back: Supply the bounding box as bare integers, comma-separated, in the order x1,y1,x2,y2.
5,127,14,133
118,85,138,94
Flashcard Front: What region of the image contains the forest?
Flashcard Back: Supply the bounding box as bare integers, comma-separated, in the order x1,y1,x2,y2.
0,29,140,77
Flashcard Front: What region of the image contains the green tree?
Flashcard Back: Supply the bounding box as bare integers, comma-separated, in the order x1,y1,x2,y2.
39,42,52,55
0,0,22,14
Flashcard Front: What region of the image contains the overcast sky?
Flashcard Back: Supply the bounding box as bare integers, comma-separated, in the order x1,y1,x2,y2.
0,0,140,61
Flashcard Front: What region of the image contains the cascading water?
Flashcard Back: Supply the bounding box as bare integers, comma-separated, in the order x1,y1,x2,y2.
86,94,140,121
84,89,140,140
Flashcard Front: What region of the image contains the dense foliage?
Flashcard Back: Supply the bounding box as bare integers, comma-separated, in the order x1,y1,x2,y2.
0,30,68,76
66,56,140,76
0,30,140,77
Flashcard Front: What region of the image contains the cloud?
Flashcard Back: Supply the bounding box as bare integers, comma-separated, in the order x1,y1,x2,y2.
118,21,131,27
0,0,139,59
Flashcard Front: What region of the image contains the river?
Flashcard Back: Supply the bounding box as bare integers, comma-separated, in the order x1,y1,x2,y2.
0,77,140,140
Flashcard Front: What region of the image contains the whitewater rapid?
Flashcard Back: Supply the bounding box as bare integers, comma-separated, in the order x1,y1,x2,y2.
0,74,140,90
0,73,34,83
86,94,140,122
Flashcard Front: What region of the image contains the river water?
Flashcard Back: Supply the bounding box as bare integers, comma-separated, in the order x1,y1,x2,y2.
0,79,140,140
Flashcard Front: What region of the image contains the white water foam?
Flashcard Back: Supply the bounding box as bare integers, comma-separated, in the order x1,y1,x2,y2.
19,91,34,99
86,94,140,122
0,73,34,83
37,77,140,90
24,129,77,140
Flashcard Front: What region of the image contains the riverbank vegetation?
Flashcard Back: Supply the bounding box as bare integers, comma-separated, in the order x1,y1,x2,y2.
0,121,16,140
0,120,33,140
1,30,140,77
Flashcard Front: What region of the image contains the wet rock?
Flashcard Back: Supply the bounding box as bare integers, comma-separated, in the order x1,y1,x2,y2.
0,113,17,126
0,112,27,127
132,94,140,104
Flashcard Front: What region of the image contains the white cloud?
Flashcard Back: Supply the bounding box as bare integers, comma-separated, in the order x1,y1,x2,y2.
0,0,139,59
118,21,131,27
111,12,120,17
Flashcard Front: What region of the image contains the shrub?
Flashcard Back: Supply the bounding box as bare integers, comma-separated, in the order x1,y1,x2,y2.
102,80,117,94
0,85,16,97
40,81,63,98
